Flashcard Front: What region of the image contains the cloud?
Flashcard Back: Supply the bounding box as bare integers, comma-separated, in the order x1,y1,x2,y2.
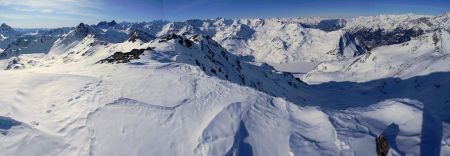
0,14,79,20
0,0,103,17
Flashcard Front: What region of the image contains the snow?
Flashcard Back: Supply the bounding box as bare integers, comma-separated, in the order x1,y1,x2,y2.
268,62,319,77
0,36,446,155
0,34,8,41
0,13,449,156
345,14,431,31
303,31,450,84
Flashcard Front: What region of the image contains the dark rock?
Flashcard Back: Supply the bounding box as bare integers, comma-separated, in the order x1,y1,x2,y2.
349,28,424,50
158,33,179,43
337,32,367,57
98,47,153,64
376,134,390,156
184,38,193,47
109,20,117,26
0,23,14,33
210,68,217,74
301,19,347,32
4,57,23,70
73,23,92,39
96,20,118,28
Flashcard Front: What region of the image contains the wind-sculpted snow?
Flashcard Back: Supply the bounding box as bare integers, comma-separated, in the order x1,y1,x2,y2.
0,116,64,156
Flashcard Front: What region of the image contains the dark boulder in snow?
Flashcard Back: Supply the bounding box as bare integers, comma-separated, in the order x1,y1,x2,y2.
376,134,390,156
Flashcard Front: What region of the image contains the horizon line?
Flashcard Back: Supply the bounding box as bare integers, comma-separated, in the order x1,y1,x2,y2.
4,11,449,29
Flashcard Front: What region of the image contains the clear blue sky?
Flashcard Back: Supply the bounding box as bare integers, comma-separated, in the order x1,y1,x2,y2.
0,0,449,28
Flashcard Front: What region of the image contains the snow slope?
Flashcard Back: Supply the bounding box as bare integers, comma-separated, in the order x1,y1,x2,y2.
1,13,450,156
0,32,448,155
304,30,450,84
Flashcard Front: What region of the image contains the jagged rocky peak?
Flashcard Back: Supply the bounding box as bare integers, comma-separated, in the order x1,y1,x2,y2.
334,32,367,59
0,23,14,32
73,22,93,38
96,20,118,28
76,22,88,29
109,20,117,26
300,18,347,32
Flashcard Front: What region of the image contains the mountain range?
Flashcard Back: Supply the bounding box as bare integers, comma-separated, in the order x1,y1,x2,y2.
0,13,450,156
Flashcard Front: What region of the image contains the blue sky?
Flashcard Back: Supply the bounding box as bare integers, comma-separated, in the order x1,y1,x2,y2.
0,0,449,28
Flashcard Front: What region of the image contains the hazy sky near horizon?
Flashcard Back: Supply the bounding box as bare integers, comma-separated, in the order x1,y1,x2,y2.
0,0,449,28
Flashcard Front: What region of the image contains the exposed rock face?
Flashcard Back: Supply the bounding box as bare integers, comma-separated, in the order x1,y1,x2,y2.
96,20,118,28
349,28,424,50
301,19,347,32
0,23,14,33
376,134,390,156
98,47,153,63
337,32,367,58
4,57,22,70
160,34,308,104
73,23,92,39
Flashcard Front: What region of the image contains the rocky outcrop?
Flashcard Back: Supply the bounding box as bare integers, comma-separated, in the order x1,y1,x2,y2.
98,47,154,64
376,134,390,156
349,28,424,50
96,20,117,28
337,32,367,59
301,19,347,32
73,23,93,39
0,23,15,33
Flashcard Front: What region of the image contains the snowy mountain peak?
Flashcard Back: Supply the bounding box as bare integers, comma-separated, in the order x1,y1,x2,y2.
76,23,88,29
152,33,308,103
0,23,14,33
73,23,93,38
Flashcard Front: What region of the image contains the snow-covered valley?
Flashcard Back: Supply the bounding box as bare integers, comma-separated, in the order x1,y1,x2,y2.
1,13,450,156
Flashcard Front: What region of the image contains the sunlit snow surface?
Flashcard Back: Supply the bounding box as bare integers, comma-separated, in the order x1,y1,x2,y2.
0,36,447,156
0,14,450,156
